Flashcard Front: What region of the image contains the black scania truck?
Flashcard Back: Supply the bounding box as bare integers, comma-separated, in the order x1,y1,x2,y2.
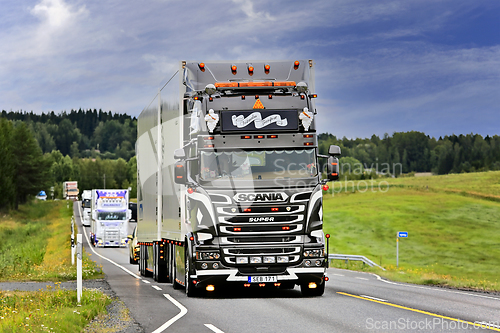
136,60,340,296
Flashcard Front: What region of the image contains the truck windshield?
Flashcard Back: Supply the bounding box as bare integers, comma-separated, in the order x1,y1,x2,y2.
200,149,317,181
97,212,127,221
82,200,91,208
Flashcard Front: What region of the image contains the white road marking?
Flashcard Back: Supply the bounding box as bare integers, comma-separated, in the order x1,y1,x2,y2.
360,295,388,302
371,273,500,301
151,294,188,333
355,277,369,281
142,280,151,284
331,273,344,277
205,324,226,333
152,285,162,291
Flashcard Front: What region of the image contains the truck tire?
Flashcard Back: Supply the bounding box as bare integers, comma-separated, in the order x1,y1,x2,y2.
300,281,325,297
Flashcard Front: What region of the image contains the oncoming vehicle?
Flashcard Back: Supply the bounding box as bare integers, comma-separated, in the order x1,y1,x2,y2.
136,60,341,297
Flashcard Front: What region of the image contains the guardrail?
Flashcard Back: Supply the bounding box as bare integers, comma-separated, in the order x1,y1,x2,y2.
328,254,386,271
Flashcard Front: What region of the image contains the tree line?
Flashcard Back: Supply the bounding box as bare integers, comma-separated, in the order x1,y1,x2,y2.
0,110,138,210
1,109,137,160
2,109,499,210
319,131,500,177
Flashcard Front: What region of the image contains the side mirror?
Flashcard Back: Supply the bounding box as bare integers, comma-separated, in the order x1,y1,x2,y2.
174,148,186,160
127,209,132,220
327,156,339,181
174,161,187,185
92,210,96,220
328,145,341,156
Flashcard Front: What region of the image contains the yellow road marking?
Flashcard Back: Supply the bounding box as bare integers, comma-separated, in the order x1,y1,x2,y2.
337,292,500,331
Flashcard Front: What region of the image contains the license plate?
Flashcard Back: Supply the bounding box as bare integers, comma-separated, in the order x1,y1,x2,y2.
248,276,278,283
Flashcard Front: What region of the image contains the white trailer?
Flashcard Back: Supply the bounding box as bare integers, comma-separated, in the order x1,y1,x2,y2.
90,189,131,247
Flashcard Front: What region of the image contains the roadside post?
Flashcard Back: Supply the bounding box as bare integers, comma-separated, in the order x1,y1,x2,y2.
71,217,75,265
77,233,82,303
397,231,408,267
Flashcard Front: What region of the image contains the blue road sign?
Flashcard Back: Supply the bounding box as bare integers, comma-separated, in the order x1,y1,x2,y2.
398,231,408,238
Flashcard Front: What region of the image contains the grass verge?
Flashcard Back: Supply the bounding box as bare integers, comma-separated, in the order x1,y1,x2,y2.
0,200,109,332
0,285,110,333
323,175,500,292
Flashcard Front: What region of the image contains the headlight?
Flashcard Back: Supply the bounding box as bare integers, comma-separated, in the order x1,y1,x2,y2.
196,252,220,260
304,249,323,258
277,256,289,263
250,256,262,264
236,257,248,264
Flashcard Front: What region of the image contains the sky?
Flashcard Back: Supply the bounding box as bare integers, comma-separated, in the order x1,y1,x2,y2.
1,0,499,139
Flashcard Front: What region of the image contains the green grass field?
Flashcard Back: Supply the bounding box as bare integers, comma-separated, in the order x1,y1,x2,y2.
0,201,109,332
323,171,500,291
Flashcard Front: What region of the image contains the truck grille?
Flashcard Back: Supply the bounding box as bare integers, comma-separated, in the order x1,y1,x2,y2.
216,203,306,267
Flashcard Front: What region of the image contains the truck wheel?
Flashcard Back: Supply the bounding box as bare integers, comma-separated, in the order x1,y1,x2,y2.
300,281,325,297
185,252,198,297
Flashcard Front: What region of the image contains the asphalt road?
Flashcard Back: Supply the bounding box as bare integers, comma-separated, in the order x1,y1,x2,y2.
74,202,500,333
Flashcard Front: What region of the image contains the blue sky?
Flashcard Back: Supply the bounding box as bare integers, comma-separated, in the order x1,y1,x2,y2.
0,0,499,139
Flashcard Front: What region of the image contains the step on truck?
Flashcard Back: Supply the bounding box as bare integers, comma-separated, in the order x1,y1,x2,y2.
90,189,131,247
136,60,340,296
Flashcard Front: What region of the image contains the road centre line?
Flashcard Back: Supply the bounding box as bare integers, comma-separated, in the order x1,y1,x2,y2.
370,273,500,301
355,277,369,281
337,292,500,332
78,204,187,332
330,273,344,277
152,285,162,291
142,280,151,284
360,295,387,302
205,324,226,333
151,294,188,333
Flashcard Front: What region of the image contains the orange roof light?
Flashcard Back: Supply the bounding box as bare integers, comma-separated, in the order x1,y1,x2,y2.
294,60,300,70
214,81,296,89
199,63,205,72
231,64,237,75
215,82,238,88
264,63,270,74
248,64,254,75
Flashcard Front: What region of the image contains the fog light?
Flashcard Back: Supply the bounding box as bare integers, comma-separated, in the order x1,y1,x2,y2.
201,263,208,269
308,282,317,289
206,285,215,292
263,256,275,264
250,256,262,264
315,260,322,266
212,263,219,269
236,257,248,264
305,260,311,266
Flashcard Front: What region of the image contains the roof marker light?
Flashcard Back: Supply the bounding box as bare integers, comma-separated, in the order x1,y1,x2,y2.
199,63,205,72
231,64,237,75
264,63,270,74
248,64,254,75
294,60,300,70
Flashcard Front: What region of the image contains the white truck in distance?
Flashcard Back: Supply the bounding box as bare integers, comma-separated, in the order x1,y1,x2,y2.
90,189,131,247
81,190,92,227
